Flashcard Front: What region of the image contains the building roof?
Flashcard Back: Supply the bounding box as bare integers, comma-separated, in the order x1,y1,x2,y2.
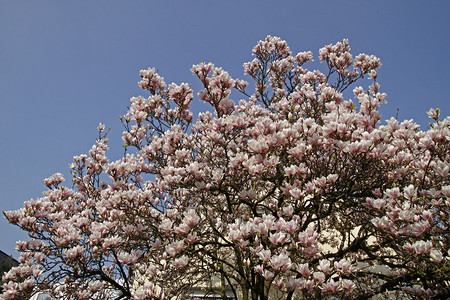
0,249,19,266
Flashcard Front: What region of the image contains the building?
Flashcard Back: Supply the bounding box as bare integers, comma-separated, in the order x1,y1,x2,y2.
0,249,19,294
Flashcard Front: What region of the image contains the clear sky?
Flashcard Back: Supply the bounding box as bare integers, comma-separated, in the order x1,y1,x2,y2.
1,1,449,257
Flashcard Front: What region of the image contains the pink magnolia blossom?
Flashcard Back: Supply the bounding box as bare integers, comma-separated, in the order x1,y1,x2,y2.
322,278,340,293
313,271,325,284
270,252,292,271
256,249,271,263
297,263,311,277
317,259,331,274
429,249,443,262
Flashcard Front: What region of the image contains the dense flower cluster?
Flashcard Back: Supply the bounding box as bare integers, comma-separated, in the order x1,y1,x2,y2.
2,36,449,300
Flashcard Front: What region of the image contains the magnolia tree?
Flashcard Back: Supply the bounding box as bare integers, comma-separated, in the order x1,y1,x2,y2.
2,36,449,300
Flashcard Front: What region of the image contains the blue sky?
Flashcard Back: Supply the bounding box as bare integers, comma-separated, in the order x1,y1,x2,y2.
1,1,449,257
